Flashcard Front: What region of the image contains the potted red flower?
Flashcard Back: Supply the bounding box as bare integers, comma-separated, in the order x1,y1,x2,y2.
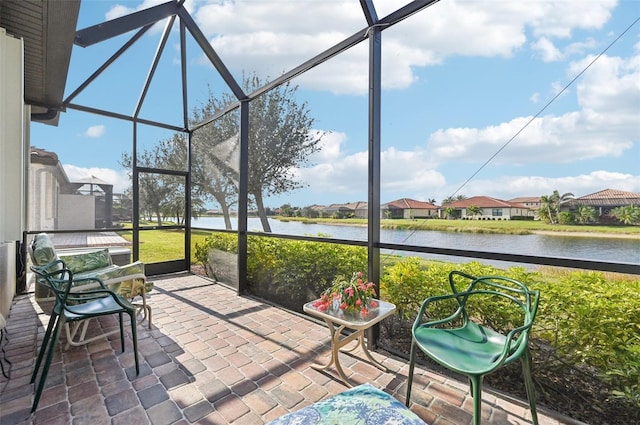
313,271,378,318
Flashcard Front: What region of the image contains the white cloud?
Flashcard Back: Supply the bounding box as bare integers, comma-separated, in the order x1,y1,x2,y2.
63,165,131,194
105,4,134,21
571,53,640,120
278,45,639,204
296,140,446,200
564,38,598,57
525,0,615,38
283,42,639,205
380,147,446,193
448,171,640,201
309,131,346,162
531,37,563,62
82,125,105,138
187,0,619,94
426,51,639,165
427,112,633,165
530,92,540,103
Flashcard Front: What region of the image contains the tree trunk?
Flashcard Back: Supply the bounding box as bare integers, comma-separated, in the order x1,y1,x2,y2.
253,190,272,232
220,202,232,230
213,193,233,230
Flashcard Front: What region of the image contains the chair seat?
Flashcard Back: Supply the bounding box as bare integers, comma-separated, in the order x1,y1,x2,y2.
414,321,514,375
55,296,133,320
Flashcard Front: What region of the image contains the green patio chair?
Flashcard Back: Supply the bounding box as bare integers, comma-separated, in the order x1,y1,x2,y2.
30,261,140,412
405,271,540,425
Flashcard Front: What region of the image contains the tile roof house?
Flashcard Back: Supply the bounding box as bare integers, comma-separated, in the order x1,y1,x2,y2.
320,201,368,218
346,201,368,218
444,196,532,220
567,189,640,215
382,198,438,219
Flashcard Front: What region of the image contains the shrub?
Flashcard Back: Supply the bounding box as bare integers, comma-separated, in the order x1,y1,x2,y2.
532,270,640,408
381,260,538,326
195,233,367,311
380,257,442,320
557,211,575,224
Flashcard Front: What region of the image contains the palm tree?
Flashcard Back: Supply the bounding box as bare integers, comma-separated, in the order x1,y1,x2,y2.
442,194,466,205
467,205,482,219
539,194,556,223
612,205,640,225
539,191,574,224
444,206,456,219
577,206,597,224
553,191,574,223
442,196,455,205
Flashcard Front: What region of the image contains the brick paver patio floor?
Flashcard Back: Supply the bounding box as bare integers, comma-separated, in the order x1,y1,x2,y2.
0,273,583,424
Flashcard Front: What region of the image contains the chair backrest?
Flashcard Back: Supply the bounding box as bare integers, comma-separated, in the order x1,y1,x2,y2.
448,271,540,350
31,262,76,307
29,233,58,266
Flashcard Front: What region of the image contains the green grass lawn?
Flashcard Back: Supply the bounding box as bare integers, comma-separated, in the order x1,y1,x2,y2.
116,226,215,264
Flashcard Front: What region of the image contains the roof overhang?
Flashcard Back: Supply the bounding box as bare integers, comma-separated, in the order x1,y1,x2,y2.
0,0,80,126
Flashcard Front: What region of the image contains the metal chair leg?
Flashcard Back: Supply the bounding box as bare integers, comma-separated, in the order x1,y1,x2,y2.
405,341,417,407
31,311,58,384
522,350,539,425
32,316,64,413
470,375,483,425
129,310,139,375
118,312,125,353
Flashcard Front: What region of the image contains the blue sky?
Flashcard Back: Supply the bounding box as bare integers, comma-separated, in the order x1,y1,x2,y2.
31,0,640,209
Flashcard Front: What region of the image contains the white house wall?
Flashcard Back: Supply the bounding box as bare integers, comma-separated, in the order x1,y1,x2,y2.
0,28,25,242
29,162,62,230
403,208,436,219
0,242,15,322
0,27,25,317
460,208,532,220
58,194,95,230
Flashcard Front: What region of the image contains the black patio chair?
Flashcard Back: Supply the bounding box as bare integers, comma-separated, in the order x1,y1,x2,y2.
30,261,139,412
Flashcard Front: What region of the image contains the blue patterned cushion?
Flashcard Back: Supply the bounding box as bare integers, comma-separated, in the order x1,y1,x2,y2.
267,384,426,425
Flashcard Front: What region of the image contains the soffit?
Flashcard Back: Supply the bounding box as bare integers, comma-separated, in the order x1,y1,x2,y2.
0,0,80,126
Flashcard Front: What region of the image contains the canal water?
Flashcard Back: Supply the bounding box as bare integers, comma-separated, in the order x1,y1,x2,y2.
190,216,640,265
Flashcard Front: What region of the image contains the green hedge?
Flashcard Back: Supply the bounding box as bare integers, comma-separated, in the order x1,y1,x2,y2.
195,233,367,311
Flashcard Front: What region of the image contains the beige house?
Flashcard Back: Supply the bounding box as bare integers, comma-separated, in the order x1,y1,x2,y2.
382,198,439,219
509,196,541,211
444,196,531,220
320,201,368,218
